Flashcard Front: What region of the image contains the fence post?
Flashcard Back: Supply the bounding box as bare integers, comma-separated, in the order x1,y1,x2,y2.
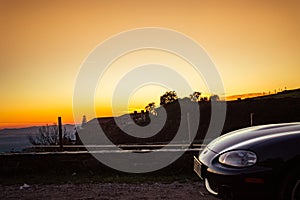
58,117,63,150
187,112,191,143
250,113,254,126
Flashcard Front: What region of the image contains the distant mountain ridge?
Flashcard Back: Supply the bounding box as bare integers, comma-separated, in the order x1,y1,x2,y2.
0,124,75,133
0,124,75,153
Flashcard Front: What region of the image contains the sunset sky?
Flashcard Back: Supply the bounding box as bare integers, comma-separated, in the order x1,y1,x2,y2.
1,0,299,128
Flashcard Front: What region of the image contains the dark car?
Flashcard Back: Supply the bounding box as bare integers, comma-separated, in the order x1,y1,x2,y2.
194,122,300,200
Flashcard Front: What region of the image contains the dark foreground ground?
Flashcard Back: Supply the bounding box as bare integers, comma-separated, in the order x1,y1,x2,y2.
0,151,218,199
0,182,218,200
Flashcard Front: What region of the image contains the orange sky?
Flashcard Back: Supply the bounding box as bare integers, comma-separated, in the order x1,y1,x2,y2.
0,0,299,128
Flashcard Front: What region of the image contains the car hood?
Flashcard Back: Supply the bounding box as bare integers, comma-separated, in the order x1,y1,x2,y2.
206,122,300,154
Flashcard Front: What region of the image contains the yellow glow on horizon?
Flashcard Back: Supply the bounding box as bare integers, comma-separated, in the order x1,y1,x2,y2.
93,49,209,118
0,0,299,128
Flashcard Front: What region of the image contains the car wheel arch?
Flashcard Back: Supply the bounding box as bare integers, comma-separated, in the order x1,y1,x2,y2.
276,161,300,200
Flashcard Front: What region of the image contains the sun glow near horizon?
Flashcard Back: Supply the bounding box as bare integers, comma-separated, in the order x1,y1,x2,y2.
1,0,300,128
92,49,211,119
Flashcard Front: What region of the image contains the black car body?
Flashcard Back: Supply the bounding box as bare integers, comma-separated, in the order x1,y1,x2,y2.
194,122,300,200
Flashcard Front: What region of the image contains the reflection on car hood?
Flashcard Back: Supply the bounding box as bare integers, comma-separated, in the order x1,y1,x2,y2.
207,122,300,154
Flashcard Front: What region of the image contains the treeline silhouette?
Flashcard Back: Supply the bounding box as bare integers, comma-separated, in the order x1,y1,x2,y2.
78,90,300,145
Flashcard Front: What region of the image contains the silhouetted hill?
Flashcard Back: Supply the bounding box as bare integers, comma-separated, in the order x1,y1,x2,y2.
248,88,300,100
223,97,300,133
82,94,300,145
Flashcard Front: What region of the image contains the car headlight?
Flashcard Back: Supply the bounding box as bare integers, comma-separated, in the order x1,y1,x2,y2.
218,150,257,167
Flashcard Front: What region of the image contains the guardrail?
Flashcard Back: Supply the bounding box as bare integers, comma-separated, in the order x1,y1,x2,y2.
0,143,207,156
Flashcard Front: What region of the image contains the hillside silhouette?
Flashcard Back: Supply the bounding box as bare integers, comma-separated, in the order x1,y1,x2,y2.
79,89,300,145
251,88,300,100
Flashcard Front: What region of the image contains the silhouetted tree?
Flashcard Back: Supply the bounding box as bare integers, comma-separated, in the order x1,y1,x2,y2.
28,124,72,145
209,94,220,101
160,91,178,105
200,97,208,102
145,102,157,116
190,91,202,102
